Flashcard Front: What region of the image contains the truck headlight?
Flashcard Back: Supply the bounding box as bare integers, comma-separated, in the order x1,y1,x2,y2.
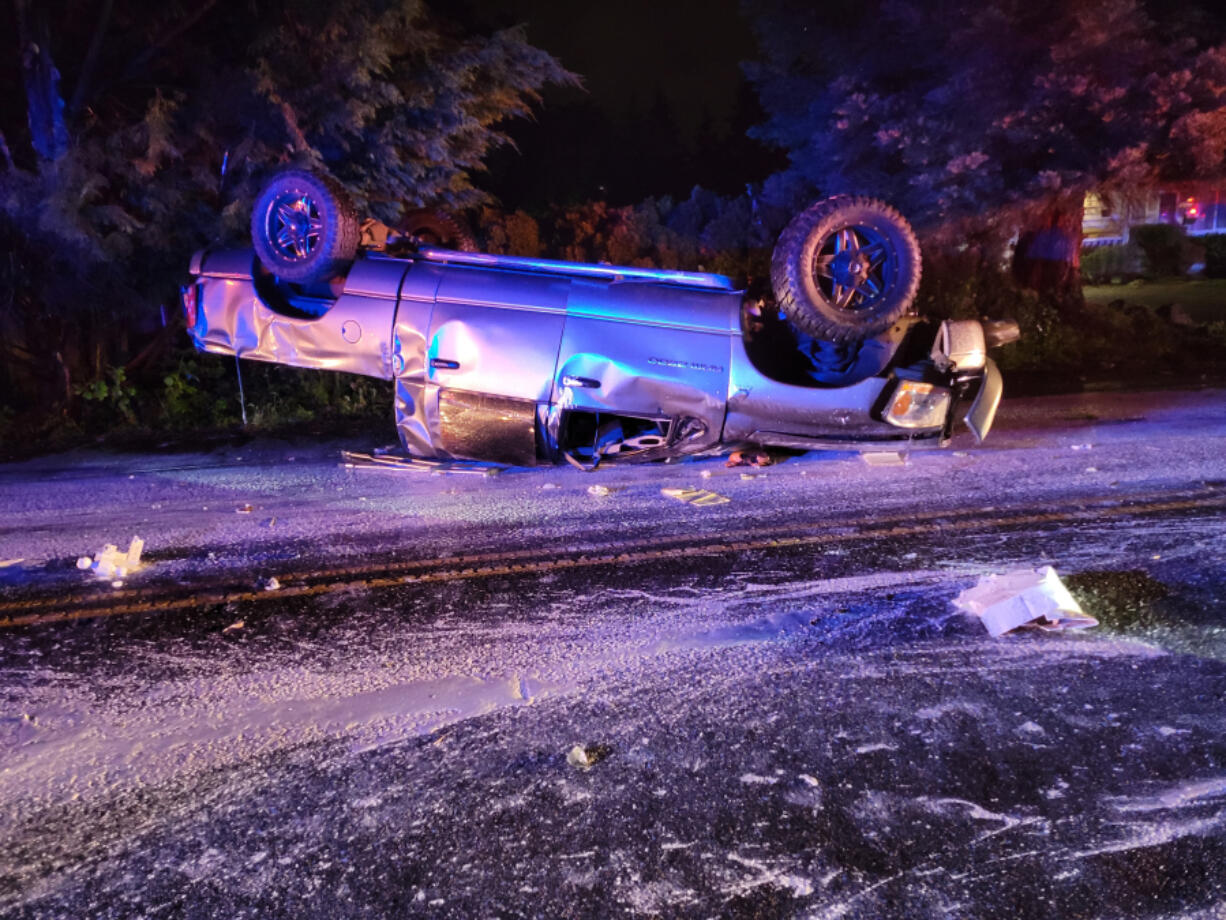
884,379,950,429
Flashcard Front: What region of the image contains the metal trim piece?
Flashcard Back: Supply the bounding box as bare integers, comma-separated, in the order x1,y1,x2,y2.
417,246,735,291
746,430,943,451
965,357,1003,442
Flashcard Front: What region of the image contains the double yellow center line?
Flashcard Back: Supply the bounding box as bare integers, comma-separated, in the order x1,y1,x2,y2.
2,490,1222,628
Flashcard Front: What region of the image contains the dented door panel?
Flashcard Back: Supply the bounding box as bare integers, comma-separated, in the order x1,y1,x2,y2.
426,269,568,404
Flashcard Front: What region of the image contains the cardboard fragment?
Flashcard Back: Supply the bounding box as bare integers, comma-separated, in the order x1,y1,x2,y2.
661,487,730,507
953,566,1097,637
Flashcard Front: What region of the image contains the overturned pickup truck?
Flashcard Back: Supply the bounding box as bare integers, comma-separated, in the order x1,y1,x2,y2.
183,170,1017,468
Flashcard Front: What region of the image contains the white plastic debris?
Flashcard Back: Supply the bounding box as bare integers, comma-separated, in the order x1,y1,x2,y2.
587,484,613,496
78,537,144,581
261,576,281,592
953,566,1097,637
567,744,592,769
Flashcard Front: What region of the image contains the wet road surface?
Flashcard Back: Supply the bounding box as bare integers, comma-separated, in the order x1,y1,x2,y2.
2,388,1226,918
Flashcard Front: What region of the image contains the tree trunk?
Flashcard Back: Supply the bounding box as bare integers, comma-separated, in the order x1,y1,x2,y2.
67,0,114,118
14,0,69,163
1012,193,1086,312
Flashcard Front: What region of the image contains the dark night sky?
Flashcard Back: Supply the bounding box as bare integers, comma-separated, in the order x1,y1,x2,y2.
477,0,747,137
462,0,780,208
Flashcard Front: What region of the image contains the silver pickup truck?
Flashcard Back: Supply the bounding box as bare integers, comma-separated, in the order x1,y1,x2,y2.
183,170,1015,468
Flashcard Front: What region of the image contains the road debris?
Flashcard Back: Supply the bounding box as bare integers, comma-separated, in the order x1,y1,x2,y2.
861,451,906,466
236,504,254,514
261,576,281,592
726,449,773,468
661,487,730,507
567,743,613,771
0,558,23,568
341,449,504,476
76,537,144,582
953,566,1097,637
222,619,245,634
587,484,614,496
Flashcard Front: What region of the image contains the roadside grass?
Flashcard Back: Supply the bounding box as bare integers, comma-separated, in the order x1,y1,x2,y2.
1083,278,1226,323
1066,569,1226,662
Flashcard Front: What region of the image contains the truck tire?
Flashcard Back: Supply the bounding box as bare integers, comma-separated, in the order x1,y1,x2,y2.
771,196,921,343
251,170,359,284
398,209,477,252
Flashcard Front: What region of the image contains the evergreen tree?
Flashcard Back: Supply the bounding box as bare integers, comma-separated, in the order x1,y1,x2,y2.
0,0,575,424
745,0,1226,307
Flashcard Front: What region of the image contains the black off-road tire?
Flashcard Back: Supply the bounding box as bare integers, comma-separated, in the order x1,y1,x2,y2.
771,196,921,343
251,170,359,284
398,208,478,252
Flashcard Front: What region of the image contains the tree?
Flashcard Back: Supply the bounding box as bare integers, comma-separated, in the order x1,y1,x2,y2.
0,0,574,423
745,0,1226,307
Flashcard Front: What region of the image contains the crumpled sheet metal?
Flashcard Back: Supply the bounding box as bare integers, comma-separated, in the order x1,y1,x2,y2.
550,303,732,457
550,353,725,455
391,294,436,458
190,252,397,380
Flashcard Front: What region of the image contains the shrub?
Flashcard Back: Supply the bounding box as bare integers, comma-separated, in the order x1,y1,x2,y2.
1129,223,1186,277
1202,234,1226,278
1080,242,1145,283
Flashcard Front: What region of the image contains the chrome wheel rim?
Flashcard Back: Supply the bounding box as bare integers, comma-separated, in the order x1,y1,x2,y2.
265,191,323,262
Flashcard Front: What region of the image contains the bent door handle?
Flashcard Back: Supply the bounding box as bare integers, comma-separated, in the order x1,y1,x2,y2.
562,375,601,389
430,358,461,370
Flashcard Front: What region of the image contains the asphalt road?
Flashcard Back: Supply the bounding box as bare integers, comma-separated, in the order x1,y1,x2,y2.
2,388,1226,918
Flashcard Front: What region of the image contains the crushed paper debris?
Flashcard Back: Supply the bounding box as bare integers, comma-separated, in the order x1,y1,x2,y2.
77,537,144,582
661,487,730,507
261,576,281,592
587,484,614,496
953,566,1097,637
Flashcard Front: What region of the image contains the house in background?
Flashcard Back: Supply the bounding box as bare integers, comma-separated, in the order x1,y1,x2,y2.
1083,185,1226,246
